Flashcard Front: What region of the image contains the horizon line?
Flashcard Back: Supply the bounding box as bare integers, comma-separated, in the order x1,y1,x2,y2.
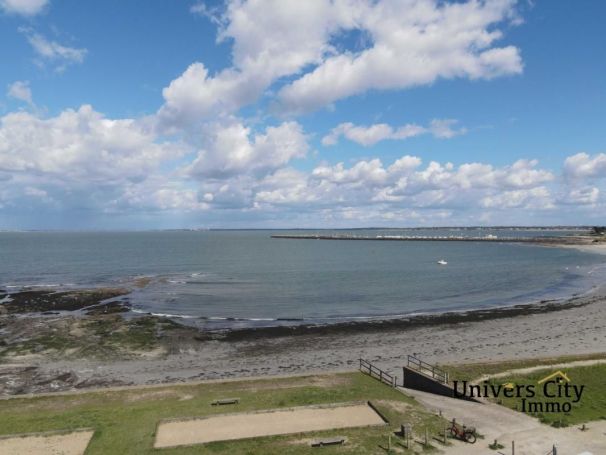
0,225,595,233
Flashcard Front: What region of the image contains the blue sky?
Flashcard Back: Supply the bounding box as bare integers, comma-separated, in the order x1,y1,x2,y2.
1,0,605,229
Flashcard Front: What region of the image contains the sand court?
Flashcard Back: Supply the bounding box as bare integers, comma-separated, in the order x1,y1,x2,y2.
154,402,386,448
0,429,94,455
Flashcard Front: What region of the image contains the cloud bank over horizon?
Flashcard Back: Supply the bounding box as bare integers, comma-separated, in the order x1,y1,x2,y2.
1,0,605,229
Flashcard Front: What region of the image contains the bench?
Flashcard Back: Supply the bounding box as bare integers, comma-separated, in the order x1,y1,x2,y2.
310,437,346,447
210,398,240,406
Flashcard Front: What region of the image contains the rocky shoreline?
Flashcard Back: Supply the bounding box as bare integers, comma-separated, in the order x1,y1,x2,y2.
0,287,130,315
204,291,601,342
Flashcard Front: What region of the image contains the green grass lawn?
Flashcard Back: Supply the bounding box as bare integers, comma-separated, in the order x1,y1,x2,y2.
487,364,606,427
0,372,446,454
440,354,606,428
441,352,606,382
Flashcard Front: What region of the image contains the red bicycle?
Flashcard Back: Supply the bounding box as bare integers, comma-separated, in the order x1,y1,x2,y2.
449,421,477,443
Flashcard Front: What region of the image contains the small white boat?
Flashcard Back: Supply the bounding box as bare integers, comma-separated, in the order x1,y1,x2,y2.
437,259,448,265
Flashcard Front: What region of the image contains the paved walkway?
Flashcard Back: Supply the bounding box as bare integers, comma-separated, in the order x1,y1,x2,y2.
399,387,606,455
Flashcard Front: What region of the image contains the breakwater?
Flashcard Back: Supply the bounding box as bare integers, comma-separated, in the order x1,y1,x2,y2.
270,234,588,244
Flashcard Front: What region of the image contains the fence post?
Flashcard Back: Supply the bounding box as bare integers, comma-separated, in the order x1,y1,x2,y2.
553,444,557,455
512,440,515,455
404,425,411,449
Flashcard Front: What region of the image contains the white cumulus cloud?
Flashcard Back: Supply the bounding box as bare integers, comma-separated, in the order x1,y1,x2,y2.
322,119,466,146
3,0,604,227
480,187,554,210
0,105,181,184
559,187,600,206
158,0,354,128
158,0,522,127
277,0,523,114
563,152,606,180
188,120,309,179
7,80,33,105
0,0,47,16
248,155,557,215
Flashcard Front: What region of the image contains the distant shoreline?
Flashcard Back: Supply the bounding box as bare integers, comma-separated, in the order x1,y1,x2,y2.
271,233,600,245
0,226,596,233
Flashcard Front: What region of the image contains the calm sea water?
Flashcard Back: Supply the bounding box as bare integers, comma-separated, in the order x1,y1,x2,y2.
1,230,605,329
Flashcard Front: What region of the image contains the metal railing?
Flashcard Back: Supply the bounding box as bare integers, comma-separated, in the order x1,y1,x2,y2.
359,359,397,387
407,355,449,384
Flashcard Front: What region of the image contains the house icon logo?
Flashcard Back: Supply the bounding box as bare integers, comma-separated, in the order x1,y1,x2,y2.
537,371,570,385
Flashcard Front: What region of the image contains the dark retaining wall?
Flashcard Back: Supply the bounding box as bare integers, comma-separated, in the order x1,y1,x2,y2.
402,366,481,402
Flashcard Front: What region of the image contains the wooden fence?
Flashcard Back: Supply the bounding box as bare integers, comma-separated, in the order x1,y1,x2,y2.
359,359,398,387
406,355,449,384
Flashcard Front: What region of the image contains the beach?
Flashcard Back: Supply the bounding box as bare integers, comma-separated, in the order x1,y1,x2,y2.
1,240,605,396
558,242,606,255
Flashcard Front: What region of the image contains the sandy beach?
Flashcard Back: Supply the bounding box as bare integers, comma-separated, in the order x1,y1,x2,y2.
50,286,606,382
558,242,606,255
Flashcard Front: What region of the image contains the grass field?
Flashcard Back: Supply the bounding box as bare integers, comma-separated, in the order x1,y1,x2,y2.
441,352,606,382
441,354,606,427
487,363,606,427
0,372,446,454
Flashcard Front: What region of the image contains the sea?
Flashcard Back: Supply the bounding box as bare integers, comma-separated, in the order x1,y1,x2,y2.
1,229,605,329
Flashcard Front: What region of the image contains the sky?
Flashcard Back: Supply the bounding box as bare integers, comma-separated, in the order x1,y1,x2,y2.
0,0,605,229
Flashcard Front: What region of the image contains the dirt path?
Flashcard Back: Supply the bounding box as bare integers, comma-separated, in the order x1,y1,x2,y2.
400,387,606,455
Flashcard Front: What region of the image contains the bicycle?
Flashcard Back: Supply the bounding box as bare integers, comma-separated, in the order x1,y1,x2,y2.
449,421,477,443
